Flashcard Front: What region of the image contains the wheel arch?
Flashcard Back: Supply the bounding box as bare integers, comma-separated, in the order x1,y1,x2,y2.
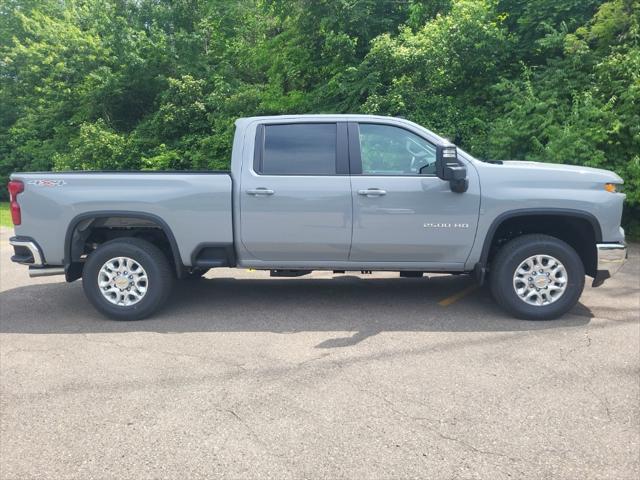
64,210,185,281
479,208,602,279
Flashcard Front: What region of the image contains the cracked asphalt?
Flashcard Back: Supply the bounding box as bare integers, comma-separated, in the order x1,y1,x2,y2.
1,226,639,479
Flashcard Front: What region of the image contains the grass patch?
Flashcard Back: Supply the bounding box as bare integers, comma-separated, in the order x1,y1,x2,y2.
0,202,12,227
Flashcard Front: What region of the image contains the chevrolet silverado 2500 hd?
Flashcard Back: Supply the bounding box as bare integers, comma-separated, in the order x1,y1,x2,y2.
8,115,627,320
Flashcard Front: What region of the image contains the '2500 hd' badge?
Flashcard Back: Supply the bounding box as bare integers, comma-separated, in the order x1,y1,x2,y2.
424,222,469,228
27,179,66,187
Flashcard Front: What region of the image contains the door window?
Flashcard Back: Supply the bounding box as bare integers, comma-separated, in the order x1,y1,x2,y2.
358,124,436,175
260,123,337,175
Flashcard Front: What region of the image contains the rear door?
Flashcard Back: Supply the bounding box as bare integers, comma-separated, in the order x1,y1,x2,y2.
239,122,352,262
348,122,480,264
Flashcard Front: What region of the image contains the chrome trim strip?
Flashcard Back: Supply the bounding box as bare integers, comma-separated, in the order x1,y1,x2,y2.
596,243,627,277
9,238,43,266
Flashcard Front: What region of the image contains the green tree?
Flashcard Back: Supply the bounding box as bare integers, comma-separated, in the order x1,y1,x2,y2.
1,0,638,233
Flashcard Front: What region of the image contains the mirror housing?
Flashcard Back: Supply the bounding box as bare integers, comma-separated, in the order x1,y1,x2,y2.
436,144,468,193
442,164,466,181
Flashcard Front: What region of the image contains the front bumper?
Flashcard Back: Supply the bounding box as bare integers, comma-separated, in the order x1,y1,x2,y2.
592,243,627,287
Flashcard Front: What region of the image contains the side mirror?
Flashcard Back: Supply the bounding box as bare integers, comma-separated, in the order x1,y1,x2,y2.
442,164,466,181
436,144,468,193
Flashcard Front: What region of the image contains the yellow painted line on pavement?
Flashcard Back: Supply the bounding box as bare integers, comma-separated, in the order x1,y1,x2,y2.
438,284,480,306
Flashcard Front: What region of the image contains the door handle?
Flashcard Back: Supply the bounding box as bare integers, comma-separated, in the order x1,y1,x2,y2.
246,188,275,196
358,188,387,197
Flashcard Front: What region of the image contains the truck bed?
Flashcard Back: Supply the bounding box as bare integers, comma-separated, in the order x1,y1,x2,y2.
10,171,233,267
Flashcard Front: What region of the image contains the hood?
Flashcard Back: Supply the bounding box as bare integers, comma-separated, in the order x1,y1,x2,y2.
490,160,623,184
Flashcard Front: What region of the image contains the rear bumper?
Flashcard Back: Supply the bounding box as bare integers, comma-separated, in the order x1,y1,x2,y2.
9,236,44,266
10,236,67,278
592,243,627,287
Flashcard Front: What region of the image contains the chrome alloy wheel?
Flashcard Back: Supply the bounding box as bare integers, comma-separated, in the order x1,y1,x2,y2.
98,257,149,306
512,254,568,306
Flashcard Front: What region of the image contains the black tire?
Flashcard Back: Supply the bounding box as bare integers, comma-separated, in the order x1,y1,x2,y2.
489,234,585,320
82,238,174,320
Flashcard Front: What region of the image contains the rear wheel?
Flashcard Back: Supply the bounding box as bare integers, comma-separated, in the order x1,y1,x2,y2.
489,234,585,320
82,238,174,320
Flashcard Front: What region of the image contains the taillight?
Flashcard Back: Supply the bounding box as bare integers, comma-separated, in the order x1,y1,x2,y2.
8,180,24,225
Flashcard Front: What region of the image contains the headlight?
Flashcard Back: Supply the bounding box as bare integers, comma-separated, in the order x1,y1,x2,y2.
605,183,623,193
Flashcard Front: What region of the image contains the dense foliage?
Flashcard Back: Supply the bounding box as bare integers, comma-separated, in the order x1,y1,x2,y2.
1,0,638,230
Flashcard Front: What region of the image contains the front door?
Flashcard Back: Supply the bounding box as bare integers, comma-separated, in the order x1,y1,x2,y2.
240,122,352,262
349,122,480,264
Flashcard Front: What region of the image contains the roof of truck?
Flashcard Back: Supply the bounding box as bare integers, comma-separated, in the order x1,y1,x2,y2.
238,114,409,122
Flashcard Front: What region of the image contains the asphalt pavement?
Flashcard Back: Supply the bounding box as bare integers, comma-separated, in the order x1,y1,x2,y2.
1,226,638,479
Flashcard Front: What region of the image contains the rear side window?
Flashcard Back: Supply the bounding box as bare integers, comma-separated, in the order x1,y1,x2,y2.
260,123,337,175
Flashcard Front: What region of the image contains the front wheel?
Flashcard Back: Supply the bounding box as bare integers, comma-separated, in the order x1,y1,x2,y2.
489,234,585,320
82,238,174,320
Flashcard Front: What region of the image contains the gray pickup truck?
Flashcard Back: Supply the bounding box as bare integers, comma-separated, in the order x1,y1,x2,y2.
8,115,627,320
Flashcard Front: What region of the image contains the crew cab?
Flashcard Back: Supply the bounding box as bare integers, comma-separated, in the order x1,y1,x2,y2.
8,115,627,320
